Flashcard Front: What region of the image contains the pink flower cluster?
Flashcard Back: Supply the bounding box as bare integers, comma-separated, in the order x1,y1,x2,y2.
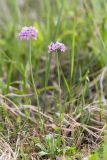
48,42,66,53
18,26,38,40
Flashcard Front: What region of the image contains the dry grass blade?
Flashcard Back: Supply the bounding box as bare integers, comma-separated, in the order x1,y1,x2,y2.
0,138,17,160
20,104,53,122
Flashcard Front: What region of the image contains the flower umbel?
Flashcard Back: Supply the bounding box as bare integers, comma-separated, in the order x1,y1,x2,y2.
18,26,38,40
48,42,66,53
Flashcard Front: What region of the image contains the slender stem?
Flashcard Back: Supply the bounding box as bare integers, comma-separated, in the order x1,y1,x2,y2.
28,39,40,109
57,53,62,129
28,39,44,132
57,53,61,101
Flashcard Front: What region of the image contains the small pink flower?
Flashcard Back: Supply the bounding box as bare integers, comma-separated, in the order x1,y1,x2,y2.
48,42,66,53
18,26,38,40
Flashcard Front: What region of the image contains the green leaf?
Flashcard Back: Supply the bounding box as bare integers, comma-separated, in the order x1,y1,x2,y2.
38,151,48,157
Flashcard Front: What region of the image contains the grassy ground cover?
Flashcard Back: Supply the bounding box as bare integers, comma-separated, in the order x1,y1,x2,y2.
0,0,107,159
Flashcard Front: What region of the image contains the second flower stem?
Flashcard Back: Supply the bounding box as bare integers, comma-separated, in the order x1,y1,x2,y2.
56,53,63,129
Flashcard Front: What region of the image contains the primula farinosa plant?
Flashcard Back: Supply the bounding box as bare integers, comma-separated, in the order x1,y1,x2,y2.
47,41,66,89
18,26,38,40
46,41,66,129
46,41,66,89
18,26,39,108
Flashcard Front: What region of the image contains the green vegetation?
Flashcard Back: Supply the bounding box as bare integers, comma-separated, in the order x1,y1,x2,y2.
0,0,107,159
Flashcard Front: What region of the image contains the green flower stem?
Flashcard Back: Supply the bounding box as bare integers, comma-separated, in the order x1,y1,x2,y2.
28,39,45,133
57,53,61,101
28,39,40,110
56,52,63,129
